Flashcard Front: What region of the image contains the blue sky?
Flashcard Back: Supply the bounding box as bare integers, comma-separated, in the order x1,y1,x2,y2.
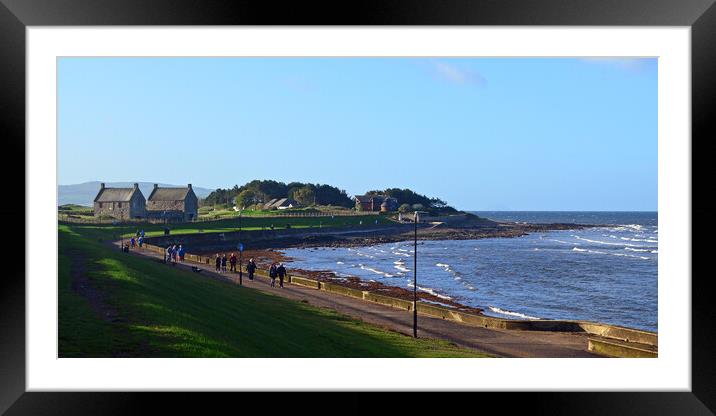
58,57,657,211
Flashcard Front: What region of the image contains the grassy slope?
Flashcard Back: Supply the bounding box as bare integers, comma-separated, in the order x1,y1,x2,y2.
65,214,396,239
59,225,487,357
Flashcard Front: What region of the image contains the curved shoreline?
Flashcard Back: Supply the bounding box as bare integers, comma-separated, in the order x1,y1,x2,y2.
193,222,606,319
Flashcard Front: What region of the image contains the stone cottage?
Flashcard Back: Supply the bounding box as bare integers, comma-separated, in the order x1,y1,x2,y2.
355,195,398,212
93,183,146,220
146,184,199,222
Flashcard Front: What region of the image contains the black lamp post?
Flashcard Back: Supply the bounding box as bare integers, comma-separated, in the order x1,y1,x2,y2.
413,210,418,338
238,209,243,285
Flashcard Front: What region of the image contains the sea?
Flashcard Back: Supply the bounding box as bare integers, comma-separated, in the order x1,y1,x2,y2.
281,212,658,332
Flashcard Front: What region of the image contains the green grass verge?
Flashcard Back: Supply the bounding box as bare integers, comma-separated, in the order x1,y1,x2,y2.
62,214,396,240
59,224,488,358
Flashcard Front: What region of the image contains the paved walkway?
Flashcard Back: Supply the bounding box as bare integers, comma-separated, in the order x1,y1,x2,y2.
122,243,600,358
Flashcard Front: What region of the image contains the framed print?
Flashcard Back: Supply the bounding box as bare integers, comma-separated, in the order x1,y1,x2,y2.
1,0,714,413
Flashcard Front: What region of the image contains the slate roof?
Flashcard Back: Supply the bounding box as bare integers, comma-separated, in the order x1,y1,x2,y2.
271,198,300,208
263,198,278,209
355,195,386,203
94,187,139,202
148,187,192,201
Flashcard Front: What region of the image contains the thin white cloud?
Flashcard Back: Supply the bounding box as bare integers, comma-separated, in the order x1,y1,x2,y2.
431,60,486,86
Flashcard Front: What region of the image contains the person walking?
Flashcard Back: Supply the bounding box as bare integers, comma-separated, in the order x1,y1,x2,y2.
138,236,143,248
130,237,136,249
221,254,228,273
247,259,256,281
178,245,185,262
215,254,221,272
229,253,237,273
165,245,172,263
140,229,145,238
269,263,278,287
277,263,287,288
171,245,178,264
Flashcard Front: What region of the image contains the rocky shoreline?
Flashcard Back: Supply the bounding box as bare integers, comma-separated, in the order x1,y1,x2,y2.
203,222,600,315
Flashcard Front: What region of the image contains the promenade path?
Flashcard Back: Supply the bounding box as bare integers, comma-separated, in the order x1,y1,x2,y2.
122,243,601,358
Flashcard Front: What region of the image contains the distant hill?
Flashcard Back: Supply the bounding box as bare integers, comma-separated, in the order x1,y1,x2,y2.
58,181,213,206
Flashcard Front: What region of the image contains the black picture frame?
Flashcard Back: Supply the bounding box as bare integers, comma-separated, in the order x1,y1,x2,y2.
1,0,712,413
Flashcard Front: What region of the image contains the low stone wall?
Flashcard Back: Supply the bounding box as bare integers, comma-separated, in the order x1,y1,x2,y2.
318,281,365,299
140,241,658,348
588,338,657,358
577,322,657,346
363,292,414,311
290,276,320,289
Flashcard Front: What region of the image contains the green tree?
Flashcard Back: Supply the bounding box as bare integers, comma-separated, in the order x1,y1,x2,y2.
292,186,316,206
235,190,258,209
398,203,412,213
412,203,425,211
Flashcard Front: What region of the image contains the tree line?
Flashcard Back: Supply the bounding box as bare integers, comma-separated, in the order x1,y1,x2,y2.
363,188,458,214
202,180,354,208
203,181,460,215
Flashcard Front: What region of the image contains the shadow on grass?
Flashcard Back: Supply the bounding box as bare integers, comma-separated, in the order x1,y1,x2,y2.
59,225,485,358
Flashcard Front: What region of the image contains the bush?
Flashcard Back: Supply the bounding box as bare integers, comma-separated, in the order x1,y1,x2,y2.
398,203,412,213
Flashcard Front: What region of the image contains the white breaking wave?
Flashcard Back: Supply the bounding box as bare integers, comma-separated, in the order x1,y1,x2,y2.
549,239,575,245
394,264,411,273
336,261,344,265
573,235,648,248
420,298,457,308
572,247,649,260
488,306,540,320
621,237,659,243
358,264,396,278
623,224,644,231
625,247,651,253
436,262,463,281
407,283,452,300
